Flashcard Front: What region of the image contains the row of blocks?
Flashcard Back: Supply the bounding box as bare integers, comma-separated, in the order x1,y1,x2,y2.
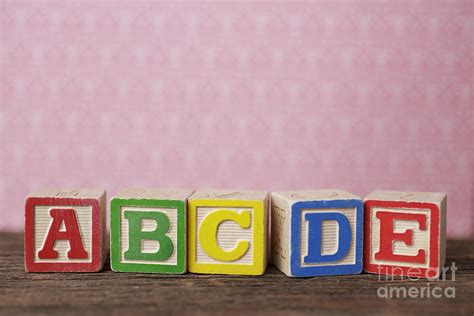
25,189,447,278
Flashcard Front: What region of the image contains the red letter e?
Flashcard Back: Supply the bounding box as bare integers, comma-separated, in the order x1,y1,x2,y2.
374,211,427,264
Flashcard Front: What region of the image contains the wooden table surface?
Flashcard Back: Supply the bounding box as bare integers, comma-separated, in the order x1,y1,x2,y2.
0,232,473,315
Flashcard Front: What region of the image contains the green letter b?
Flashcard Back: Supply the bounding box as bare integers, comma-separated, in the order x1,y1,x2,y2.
124,211,174,261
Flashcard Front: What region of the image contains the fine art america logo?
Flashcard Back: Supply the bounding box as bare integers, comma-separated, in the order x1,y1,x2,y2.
377,262,457,299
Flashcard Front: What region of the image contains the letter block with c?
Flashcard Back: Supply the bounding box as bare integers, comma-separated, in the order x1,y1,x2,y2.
187,190,269,275
110,189,194,274
364,190,447,278
24,189,107,272
271,190,363,277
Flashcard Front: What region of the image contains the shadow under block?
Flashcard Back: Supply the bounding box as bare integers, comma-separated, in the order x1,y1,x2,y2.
364,190,447,279
24,189,107,272
110,188,194,274
271,190,363,277
187,189,269,275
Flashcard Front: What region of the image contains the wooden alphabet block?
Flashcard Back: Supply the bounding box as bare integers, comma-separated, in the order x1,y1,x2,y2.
187,190,269,275
110,188,193,274
364,190,447,278
271,190,363,277
24,189,106,272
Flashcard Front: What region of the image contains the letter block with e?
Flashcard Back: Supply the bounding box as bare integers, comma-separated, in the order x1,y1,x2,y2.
188,190,269,275
364,190,447,279
110,189,193,274
24,189,107,272
271,190,363,277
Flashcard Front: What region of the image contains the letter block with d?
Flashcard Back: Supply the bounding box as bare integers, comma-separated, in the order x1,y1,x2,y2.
110,189,193,274
188,190,269,275
271,190,363,277
24,189,107,272
364,190,447,278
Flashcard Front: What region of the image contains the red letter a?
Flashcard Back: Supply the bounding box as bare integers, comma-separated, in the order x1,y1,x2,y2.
38,208,88,259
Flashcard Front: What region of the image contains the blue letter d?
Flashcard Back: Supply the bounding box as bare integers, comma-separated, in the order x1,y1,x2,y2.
304,212,352,264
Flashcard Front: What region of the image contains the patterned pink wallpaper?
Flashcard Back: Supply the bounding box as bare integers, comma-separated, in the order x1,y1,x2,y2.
0,1,472,237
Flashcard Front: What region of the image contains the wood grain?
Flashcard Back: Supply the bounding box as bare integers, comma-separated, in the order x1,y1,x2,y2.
0,232,473,315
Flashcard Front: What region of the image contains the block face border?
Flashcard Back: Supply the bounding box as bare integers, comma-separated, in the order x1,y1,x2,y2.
188,199,265,275
110,198,186,274
363,200,440,278
24,197,102,272
290,199,363,277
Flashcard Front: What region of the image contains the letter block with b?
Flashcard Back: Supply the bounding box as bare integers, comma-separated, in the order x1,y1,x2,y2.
188,190,269,275
24,189,107,272
110,189,193,274
271,190,363,277
364,190,447,278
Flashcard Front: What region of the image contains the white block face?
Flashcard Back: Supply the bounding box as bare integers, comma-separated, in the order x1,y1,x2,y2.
370,207,431,268
300,208,357,267
120,207,178,265
34,205,93,263
196,207,254,265
272,204,290,263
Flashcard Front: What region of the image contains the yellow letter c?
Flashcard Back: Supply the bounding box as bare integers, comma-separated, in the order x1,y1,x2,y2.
199,209,251,262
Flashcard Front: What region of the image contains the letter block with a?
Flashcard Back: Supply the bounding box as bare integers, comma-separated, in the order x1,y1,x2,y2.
271,190,363,277
188,190,269,275
24,189,107,272
364,190,447,278
110,188,193,274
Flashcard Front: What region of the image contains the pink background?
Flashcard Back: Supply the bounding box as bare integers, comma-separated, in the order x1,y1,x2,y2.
0,1,472,237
